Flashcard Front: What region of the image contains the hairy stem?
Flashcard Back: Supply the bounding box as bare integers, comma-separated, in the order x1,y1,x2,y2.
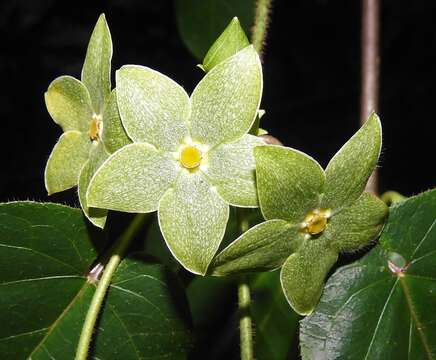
251,0,273,55
381,191,406,205
237,212,253,360
361,0,380,193
75,213,148,360
239,279,254,360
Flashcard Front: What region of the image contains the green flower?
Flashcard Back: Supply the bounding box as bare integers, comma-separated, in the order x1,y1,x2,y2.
211,114,389,315
44,14,130,228
86,45,264,275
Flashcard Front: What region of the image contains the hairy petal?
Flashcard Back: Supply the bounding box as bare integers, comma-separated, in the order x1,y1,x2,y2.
81,13,113,113
322,113,382,210
45,131,91,195
116,65,190,151
45,76,93,132
204,134,264,207
87,143,179,213
255,145,325,222
281,238,338,315
158,171,229,275
210,220,303,275
190,45,262,147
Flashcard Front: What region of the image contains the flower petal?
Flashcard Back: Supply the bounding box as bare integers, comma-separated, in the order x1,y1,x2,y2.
158,171,229,275
204,134,264,207
45,76,93,132
255,145,325,222
87,143,179,213
210,220,303,276
202,17,249,72
101,89,131,153
78,142,109,228
322,113,382,210
190,45,262,147
116,65,190,151
326,192,388,252
81,14,112,113
45,131,91,195
280,239,338,315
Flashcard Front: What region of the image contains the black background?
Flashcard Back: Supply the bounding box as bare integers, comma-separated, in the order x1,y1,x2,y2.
0,0,434,203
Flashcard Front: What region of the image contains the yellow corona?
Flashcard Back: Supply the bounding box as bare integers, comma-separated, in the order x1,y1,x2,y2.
180,145,202,169
301,208,331,235
89,114,103,141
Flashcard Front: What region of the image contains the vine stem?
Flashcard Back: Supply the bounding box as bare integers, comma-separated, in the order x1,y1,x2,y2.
361,0,380,193
237,213,253,360
251,0,273,55
238,278,254,360
75,213,148,360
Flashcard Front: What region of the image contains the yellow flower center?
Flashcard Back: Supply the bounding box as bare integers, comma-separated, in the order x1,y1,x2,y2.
180,145,202,169
89,114,103,141
301,208,331,235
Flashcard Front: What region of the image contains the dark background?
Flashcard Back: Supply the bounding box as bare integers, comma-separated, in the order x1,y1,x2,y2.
0,0,434,203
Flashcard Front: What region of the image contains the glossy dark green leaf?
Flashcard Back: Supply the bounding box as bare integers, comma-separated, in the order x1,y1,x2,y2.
0,202,103,360
300,189,436,360
175,0,256,59
0,202,193,359
91,255,193,359
250,271,300,359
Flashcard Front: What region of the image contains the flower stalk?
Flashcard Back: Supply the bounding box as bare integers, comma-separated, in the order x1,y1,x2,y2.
75,213,148,360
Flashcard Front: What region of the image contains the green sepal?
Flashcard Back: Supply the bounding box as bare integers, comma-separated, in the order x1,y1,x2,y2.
204,134,264,207
210,220,303,275
280,239,338,315
81,14,113,113
158,171,229,275
78,142,109,228
326,192,388,252
202,17,249,72
190,45,262,147
45,131,91,195
322,113,382,210
45,76,93,132
255,145,325,222
101,89,131,154
87,143,178,213
116,65,190,151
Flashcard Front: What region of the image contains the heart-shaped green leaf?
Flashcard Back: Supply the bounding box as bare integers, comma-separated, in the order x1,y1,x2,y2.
0,202,193,359
202,17,249,72
175,0,255,59
300,189,436,359
0,202,103,359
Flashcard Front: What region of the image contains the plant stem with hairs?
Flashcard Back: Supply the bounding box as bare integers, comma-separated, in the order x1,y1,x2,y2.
75,214,148,360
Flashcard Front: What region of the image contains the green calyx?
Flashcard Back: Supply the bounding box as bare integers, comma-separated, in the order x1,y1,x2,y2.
44,14,130,228
211,113,388,315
